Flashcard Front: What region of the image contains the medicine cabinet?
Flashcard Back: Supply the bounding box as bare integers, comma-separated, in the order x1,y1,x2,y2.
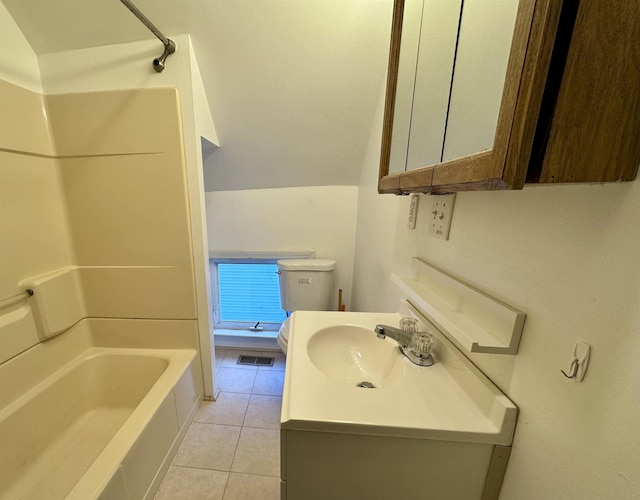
379,0,640,194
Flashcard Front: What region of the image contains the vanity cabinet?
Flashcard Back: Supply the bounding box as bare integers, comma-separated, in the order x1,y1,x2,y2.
378,0,640,194
281,429,507,500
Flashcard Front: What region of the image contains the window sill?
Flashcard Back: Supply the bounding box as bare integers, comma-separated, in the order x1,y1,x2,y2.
213,328,280,350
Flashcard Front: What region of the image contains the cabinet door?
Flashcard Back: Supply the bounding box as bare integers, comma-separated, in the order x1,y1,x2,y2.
404,0,461,172
387,0,429,176
441,0,519,162
535,0,640,183
385,0,465,178
379,0,562,194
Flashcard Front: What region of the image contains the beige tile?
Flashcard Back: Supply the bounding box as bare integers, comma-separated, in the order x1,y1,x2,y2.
243,395,282,430
214,348,228,372
196,393,250,426
251,370,285,396
221,350,260,370
174,423,240,471
259,351,286,371
223,472,280,500
155,466,228,500
216,367,257,394
231,427,280,477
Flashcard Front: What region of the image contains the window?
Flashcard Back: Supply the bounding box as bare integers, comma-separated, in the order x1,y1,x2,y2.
210,253,312,331
215,262,285,330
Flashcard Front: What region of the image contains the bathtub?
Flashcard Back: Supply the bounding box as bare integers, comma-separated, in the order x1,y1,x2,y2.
0,319,203,500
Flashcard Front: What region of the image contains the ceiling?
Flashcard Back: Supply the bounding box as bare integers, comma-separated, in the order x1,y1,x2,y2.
2,0,393,191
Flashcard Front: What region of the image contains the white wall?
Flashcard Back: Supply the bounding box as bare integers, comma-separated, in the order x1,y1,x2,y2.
205,186,359,310
354,90,640,498
197,0,391,192
0,1,41,92
353,86,415,312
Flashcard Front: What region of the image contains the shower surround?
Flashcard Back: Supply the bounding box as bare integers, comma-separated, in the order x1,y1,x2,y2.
0,79,204,499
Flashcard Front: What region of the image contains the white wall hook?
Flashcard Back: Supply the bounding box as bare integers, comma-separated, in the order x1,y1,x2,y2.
561,341,590,382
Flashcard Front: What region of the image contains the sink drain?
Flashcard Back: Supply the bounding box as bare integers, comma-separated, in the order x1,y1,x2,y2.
356,381,376,389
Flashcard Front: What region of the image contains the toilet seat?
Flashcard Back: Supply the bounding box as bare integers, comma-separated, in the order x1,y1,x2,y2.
277,316,291,354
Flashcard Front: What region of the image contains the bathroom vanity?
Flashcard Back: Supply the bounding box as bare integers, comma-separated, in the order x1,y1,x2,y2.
280,309,518,499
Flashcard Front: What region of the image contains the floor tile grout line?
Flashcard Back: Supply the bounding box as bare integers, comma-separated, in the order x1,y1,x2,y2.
169,464,232,474
241,393,252,427
168,463,281,479
213,390,283,398
191,421,244,430
228,471,282,479
229,409,245,478
220,468,231,499
212,389,256,395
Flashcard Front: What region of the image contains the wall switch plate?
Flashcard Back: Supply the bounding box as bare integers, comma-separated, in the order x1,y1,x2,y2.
428,193,455,240
407,194,419,230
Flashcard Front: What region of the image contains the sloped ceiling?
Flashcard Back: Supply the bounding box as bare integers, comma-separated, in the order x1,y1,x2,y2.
2,0,393,191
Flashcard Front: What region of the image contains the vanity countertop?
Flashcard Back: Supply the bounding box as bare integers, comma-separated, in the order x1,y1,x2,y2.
281,310,517,446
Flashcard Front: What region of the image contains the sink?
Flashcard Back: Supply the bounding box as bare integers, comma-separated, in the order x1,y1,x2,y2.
282,310,517,445
282,311,519,500
306,325,405,387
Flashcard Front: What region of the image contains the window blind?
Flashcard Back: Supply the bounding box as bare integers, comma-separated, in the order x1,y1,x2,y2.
217,263,286,323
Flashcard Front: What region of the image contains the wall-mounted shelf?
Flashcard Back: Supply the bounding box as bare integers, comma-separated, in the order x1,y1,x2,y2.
392,258,526,355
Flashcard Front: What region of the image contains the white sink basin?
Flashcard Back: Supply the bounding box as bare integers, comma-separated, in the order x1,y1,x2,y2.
306,325,405,388
281,310,517,446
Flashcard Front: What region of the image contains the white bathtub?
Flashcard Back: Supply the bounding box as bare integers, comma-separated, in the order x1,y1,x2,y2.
0,319,203,500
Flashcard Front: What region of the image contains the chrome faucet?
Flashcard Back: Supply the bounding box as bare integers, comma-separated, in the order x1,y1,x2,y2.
375,324,410,345
374,324,434,367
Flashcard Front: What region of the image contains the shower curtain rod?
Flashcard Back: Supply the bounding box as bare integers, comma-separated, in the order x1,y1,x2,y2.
119,0,176,72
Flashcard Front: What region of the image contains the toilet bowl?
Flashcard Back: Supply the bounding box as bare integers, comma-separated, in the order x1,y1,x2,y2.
276,259,336,355
277,317,291,353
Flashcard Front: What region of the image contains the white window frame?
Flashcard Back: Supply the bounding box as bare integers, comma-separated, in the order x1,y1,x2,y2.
209,251,314,332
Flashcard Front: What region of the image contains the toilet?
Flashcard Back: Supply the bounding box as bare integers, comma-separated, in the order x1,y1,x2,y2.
276,259,336,354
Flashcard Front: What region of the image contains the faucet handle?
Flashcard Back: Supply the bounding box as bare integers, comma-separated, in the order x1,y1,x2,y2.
410,332,435,357
399,316,419,334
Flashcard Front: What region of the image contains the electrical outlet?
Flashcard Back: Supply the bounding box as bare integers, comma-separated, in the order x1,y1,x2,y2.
427,193,455,240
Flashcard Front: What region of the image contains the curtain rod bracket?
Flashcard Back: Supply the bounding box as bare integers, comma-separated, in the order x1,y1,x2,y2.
119,0,176,73
153,39,176,73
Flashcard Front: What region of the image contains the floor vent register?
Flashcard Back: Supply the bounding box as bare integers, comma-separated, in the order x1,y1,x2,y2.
236,355,275,367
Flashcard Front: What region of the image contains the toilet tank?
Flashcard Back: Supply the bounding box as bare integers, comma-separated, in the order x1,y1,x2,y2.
277,259,336,312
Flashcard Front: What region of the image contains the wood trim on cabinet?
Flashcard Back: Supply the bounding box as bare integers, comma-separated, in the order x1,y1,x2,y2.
381,151,500,194
378,172,403,194
378,0,406,181
398,166,434,193
539,0,640,183
491,0,562,188
431,150,494,188
431,179,509,194
489,0,537,185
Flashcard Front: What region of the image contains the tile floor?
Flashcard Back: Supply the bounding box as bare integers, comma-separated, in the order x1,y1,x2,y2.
155,348,286,500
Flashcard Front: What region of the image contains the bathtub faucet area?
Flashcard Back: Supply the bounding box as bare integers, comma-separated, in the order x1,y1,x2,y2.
374,324,434,367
